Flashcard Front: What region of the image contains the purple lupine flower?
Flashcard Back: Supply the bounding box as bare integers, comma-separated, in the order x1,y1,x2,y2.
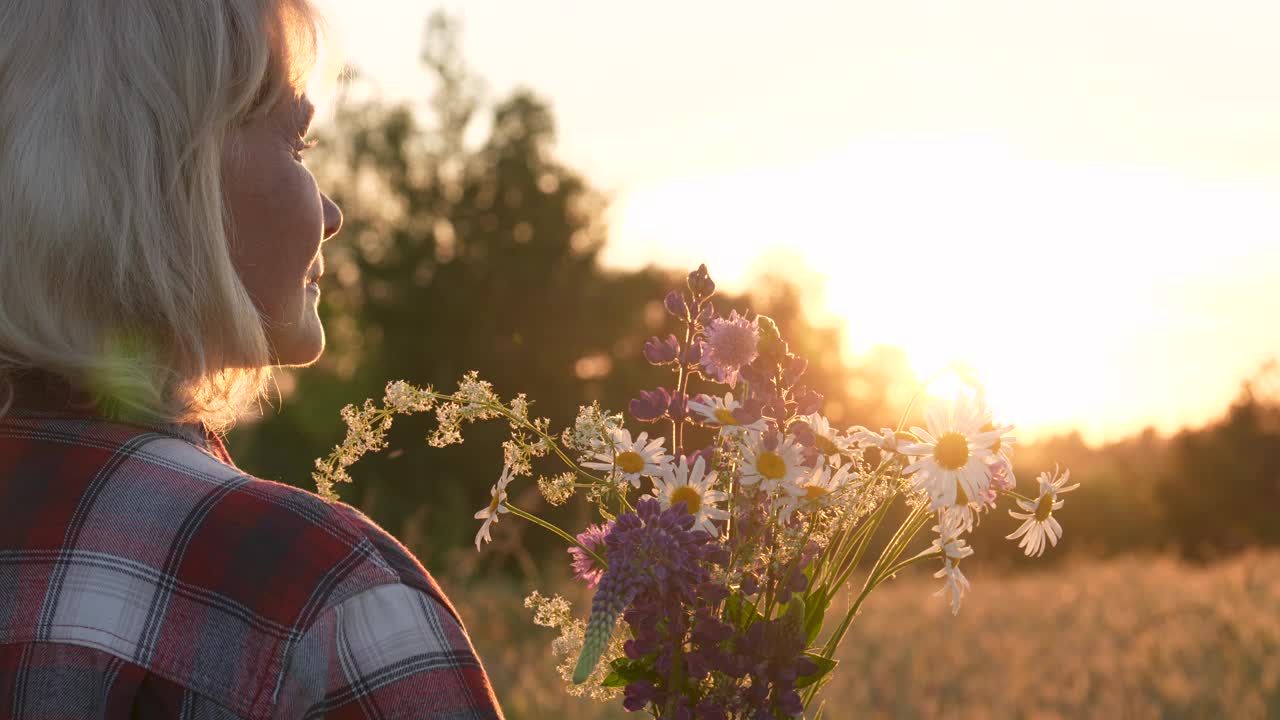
668,390,689,422
630,387,671,422
643,334,680,365
572,498,717,683
687,264,716,300
781,354,808,387
697,300,715,324
664,289,689,319
793,386,824,416
680,339,702,367
699,310,759,387
568,521,612,588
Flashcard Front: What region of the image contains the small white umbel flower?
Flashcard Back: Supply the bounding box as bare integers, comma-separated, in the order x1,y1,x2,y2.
1007,465,1079,557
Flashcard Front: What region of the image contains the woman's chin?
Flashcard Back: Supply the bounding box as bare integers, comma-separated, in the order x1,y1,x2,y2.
270,321,325,368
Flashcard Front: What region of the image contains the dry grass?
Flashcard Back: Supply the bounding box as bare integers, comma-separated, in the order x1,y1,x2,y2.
443,552,1280,719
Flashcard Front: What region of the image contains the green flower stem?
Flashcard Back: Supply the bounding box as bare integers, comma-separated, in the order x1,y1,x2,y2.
999,488,1035,504
811,454,896,593
506,503,607,569
876,547,942,581
822,490,898,602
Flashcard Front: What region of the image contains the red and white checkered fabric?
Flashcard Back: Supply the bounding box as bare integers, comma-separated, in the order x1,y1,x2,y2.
0,408,504,719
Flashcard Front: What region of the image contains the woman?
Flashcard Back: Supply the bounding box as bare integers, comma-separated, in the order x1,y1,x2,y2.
0,1,503,717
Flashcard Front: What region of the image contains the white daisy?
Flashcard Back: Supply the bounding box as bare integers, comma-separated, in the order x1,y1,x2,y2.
687,392,767,436
474,464,514,551
739,432,806,491
1007,465,1079,557
931,510,974,615
803,413,853,465
899,397,1000,510
777,461,855,523
651,455,729,537
582,427,671,487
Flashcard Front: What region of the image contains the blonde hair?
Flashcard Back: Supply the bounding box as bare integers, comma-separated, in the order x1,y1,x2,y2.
0,0,334,432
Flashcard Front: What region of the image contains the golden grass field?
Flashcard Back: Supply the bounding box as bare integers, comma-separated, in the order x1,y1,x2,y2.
445,552,1280,719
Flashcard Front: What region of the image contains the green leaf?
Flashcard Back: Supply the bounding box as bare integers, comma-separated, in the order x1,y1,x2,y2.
725,592,764,630
803,588,831,645
600,657,657,688
795,653,837,689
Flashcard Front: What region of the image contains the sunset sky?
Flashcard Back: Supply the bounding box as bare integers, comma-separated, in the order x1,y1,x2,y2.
314,0,1280,445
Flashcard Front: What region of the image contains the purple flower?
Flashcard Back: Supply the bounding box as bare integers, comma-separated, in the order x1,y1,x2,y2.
687,264,716,300
782,355,808,387
793,386,824,416
700,310,760,388
630,387,671,422
664,289,689,319
568,521,612,588
572,499,718,684
680,340,702,367
643,334,680,365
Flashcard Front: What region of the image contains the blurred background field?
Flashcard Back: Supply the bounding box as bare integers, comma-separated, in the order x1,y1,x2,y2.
226,6,1280,717
449,552,1280,719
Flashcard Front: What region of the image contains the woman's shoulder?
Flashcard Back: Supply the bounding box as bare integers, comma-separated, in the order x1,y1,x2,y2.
0,412,456,717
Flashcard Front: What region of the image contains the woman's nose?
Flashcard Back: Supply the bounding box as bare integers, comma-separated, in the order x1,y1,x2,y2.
321,194,343,241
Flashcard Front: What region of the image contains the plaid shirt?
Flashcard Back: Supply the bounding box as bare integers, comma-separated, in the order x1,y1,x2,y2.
0,404,504,719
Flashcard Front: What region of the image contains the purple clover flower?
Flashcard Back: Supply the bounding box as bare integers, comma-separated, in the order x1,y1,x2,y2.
699,310,760,388
568,521,612,588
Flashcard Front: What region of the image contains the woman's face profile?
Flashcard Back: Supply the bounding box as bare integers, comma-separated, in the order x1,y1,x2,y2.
223,92,342,367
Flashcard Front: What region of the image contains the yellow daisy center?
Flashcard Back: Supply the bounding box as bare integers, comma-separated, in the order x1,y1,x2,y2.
615,451,646,475
714,408,740,426
980,422,1001,453
670,486,703,514
756,451,788,480
934,433,970,470
1034,492,1055,522
804,485,829,501
814,435,839,455
487,493,501,514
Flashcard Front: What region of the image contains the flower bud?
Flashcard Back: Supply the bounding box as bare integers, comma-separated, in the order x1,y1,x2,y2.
794,387,824,416
756,314,787,361
629,387,671,422
696,300,715,324
781,354,808,387
667,390,688,422
642,334,680,365
680,340,702,367
664,290,688,319
687,264,716,299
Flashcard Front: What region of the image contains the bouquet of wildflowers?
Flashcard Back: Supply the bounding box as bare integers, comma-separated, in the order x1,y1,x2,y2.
314,265,1078,719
